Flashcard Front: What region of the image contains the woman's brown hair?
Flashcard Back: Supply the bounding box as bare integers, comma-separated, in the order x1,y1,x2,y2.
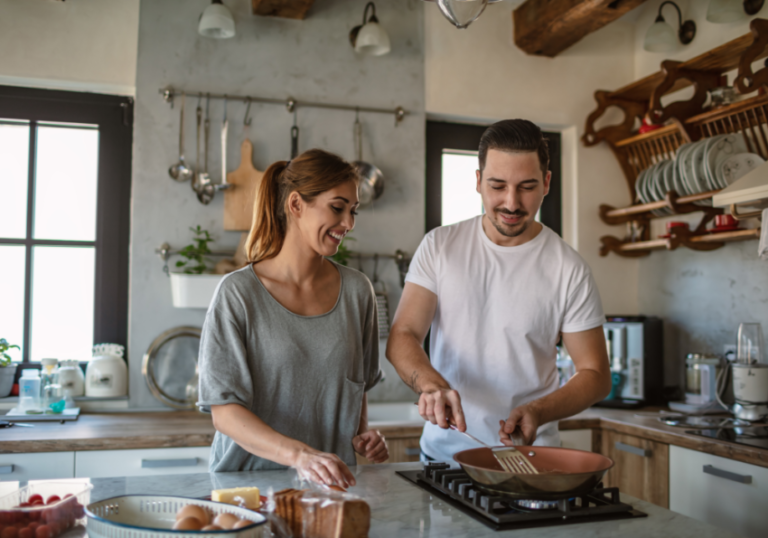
245,149,359,263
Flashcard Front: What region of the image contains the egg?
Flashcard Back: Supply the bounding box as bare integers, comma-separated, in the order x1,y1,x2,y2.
201,525,222,531
176,504,210,526
212,513,239,530
232,519,253,529
172,517,203,531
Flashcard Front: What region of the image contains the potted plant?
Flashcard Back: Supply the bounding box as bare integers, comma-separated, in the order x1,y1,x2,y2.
0,338,20,398
169,226,226,309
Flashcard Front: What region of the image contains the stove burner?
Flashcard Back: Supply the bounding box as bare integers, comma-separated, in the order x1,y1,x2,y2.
396,462,647,531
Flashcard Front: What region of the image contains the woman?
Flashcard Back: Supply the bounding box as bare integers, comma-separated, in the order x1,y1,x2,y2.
198,149,387,488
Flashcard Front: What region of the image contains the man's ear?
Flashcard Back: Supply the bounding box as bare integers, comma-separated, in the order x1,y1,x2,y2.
543,171,552,196
476,169,482,194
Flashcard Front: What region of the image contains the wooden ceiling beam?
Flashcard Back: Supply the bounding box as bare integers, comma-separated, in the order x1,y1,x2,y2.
251,0,315,20
513,0,649,58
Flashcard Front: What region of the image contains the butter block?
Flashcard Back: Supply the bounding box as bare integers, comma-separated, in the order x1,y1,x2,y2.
212,487,261,510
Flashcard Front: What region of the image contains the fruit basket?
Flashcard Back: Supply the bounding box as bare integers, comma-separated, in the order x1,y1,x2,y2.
85,495,267,538
0,481,92,538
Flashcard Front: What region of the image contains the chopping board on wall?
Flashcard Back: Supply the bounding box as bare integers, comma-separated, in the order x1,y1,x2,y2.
224,139,264,231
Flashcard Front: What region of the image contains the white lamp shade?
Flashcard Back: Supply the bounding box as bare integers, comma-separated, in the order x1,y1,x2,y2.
643,20,678,52
706,0,748,23
355,22,391,56
198,2,236,39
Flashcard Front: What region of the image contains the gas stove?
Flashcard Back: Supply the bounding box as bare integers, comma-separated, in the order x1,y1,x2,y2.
686,426,768,450
396,462,647,531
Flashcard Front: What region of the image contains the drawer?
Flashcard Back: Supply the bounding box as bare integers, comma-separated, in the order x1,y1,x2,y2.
559,429,592,452
75,446,211,478
0,452,75,482
669,445,768,538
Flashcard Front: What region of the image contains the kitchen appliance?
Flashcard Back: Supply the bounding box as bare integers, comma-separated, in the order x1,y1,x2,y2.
669,353,726,414
717,323,768,421
595,316,664,408
686,426,768,450
396,462,646,531
85,344,128,398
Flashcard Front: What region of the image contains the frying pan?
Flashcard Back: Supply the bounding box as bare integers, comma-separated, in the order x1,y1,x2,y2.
453,446,614,500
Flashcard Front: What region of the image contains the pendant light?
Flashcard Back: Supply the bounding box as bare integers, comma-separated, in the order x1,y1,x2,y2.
349,2,391,57
422,0,504,30
706,0,764,24
198,0,236,40
643,1,696,53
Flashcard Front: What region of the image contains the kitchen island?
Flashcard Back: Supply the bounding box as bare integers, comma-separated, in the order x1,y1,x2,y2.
86,462,740,538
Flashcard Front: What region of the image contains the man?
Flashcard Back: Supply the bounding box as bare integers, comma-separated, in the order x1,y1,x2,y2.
386,119,611,462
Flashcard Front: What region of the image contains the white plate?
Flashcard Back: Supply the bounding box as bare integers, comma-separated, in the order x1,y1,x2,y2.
703,135,727,190
635,167,649,204
680,142,699,196
720,152,766,186
675,143,694,196
711,134,749,188
690,141,709,194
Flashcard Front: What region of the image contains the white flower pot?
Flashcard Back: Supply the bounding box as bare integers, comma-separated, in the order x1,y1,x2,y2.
0,364,18,398
169,273,224,309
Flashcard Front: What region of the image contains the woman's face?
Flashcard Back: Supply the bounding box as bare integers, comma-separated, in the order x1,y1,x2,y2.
290,180,359,257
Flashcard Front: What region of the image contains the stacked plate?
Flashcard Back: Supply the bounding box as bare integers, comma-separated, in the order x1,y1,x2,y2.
634,134,762,215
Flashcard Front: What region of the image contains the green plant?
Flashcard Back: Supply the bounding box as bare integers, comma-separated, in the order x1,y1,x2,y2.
0,338,20,367
331,236,356,266
175,225,214,274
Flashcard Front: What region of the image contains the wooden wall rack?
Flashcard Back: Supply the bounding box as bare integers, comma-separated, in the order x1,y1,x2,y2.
583,19,768,258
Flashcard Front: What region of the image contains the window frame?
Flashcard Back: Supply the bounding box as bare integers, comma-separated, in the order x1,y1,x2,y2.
425,120,562,235
0,85,133,364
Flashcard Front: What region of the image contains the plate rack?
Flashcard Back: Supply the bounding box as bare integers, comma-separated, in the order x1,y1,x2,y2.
583,19,768,258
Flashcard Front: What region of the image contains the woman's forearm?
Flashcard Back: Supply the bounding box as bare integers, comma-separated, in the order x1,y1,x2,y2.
211,403,312,466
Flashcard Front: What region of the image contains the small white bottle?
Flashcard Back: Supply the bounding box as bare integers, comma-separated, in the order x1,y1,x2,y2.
18,369,41,413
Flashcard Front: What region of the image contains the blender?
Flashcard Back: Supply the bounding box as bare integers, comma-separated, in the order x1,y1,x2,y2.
731,323,768,420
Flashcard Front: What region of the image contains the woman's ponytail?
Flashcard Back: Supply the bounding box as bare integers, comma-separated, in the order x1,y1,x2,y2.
245,160,289,263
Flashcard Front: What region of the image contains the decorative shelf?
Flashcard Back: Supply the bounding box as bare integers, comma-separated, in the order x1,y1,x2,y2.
600,228,761,258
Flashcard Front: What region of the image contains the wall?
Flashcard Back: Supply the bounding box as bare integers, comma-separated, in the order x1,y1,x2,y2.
129,0,425,407
0,0,139,95
424,3,640,316
633,0,768,386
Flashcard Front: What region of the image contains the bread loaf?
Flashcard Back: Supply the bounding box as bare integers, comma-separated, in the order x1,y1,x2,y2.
274,489,370,538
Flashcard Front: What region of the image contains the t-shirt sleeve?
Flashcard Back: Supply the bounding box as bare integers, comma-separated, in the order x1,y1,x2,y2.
561,269,606,334
197,286,253,411
404,230,438,294
363,280,383,392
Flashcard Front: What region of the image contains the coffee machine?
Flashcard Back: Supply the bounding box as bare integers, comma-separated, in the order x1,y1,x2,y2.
593,316,664,409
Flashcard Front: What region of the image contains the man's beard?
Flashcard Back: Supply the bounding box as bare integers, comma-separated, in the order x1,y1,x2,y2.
489,209,530,238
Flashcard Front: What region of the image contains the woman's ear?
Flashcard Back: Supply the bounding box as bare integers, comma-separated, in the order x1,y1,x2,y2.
287,191,303,219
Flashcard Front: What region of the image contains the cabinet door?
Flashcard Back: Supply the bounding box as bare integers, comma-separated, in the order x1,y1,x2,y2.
75,446,211,478
601,430,669,508
0,452,75,482
670,445,768,538
356,437,421,465
559,429,592,451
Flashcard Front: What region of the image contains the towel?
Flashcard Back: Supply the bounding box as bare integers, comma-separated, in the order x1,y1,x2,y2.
760,208,768,260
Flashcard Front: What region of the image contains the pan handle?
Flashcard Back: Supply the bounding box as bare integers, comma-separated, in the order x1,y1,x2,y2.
615,441,651,458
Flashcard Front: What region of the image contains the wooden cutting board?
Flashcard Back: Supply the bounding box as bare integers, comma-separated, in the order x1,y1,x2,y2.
224,139,264,231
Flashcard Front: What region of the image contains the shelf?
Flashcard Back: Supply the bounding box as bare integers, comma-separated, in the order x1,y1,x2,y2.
600,228,760,258
600,190,721,225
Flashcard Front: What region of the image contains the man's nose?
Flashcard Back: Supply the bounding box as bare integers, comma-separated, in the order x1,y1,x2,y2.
503,189,522,211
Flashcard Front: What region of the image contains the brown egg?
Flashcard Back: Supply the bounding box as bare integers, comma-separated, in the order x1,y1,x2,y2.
176,504,210,526
212,513,239,530
201,525,223,531
232,519,253,529
172,517,203,531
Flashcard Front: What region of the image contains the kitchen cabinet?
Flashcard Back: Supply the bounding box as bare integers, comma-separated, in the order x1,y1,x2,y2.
559,429,592,451
75,446,211,478
0,452,75,482
601,429,669,508
356,426,423,465
669,445,768,538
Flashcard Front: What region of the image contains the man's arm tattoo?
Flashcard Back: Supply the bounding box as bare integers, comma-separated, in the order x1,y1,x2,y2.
408,371,420,393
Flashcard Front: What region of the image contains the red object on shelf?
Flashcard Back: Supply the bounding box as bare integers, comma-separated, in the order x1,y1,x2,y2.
638,117,663,134
10,384,18,397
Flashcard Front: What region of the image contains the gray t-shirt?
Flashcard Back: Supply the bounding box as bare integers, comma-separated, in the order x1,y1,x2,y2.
197,262,382,472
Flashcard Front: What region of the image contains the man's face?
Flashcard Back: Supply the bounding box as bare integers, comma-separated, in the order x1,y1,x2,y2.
476,149,551,239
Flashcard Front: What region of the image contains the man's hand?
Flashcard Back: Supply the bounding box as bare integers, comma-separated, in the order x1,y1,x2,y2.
352,430,389,463
498,403,542,446
418,388,466,431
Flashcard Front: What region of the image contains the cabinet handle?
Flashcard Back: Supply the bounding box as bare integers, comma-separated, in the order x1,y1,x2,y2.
615,442,651,458
0,465,14,474
703,464,752,484
404,448,421,457
141,458,198,469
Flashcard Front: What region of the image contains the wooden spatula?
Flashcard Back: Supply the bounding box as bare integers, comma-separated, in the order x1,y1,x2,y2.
450,425,539,475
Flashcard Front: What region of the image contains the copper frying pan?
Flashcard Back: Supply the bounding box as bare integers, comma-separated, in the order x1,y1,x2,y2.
453,446,614,500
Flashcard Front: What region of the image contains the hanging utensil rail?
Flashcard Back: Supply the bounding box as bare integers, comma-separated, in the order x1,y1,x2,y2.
160,87,408,124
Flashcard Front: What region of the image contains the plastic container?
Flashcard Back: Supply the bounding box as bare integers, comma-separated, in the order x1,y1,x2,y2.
18,369,41,413
86,495,266,538
0,480,92,538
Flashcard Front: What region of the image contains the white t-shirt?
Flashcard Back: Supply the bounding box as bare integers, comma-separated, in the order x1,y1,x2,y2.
405,216,605,463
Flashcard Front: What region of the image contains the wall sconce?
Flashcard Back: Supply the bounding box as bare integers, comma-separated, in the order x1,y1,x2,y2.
349,2,391,57
198,0,235,39
707,0,764,24
643,1,696,53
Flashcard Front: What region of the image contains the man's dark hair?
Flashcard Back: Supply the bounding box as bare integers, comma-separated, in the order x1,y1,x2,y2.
478,119,549,176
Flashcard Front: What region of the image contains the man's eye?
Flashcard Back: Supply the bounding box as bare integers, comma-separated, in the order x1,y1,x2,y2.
522,187,536,191
491,186,504,191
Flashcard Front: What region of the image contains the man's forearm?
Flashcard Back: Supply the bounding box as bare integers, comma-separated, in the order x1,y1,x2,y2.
527,369,610,425
386,328,449,394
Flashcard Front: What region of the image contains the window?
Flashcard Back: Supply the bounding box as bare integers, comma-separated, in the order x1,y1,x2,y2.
426,120,562,234
0,86,132,363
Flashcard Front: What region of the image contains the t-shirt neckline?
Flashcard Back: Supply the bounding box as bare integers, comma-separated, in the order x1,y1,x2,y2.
476,215,548,253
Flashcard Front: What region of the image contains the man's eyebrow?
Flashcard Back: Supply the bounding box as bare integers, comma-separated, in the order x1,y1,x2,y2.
486,177,539,184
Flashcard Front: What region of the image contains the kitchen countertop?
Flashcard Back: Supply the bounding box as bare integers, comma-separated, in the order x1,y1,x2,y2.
1,408,765,469
83,462,740,538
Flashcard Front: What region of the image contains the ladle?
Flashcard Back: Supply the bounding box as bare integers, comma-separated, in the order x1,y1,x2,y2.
168,93,193,182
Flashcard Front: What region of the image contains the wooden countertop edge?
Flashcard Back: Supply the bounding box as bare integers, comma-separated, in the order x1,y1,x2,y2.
0,434,216,454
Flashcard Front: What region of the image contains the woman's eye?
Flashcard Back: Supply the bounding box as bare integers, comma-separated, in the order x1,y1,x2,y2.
332,206,343,213
351,210,358,216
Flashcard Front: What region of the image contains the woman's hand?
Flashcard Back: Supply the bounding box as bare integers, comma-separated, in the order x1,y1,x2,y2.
352,430,389,463
293,448,356,488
